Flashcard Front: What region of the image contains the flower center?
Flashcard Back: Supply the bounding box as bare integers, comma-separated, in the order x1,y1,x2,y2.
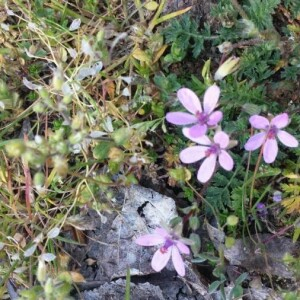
196,111,208,125
266,125,278,139
205,143,220,157
160,239,174,254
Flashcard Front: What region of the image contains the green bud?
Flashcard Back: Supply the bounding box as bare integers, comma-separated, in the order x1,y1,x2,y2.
32,102,46,114
37,258,47,283
53,128,65,142
22,150,45,167
53,156,68,177
201,59,213,86
52,70,64,90
225,236,236,248
33,172,45,188
62,95,72,104
227,215,239,226
39,88,49,100
43,97,55,109
71,114,83,130
44,278,53,296
55,141,69,155
5,140,26,157
68,132,84,144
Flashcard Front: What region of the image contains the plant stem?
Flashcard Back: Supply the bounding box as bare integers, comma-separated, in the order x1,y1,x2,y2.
230,0,249,20
249,146,263,209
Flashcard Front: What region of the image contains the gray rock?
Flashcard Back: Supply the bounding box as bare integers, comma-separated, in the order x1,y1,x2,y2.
78,279,165,300
66,185,210,299
206,222,299,279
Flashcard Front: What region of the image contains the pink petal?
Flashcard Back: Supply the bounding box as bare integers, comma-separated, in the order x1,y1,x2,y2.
154,227,170,239
207,111,223,126
171,246,185,276
166,112,197,125
244,132,266,151
219,150,234,171
175,241,190,255
270,113,289,129
263,138,278,163
213,131,229,148
179,146,207,163
197,155,217,183
135,234,165,246
249,115,269,129
277,130,299,147
151,248,171,272
177,88,202,114
182,128,211,145
189,124,207,138
203,85,220,114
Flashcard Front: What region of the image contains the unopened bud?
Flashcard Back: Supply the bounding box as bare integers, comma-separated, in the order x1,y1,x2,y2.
44,278,53,296
214,56,240,81
5,140,26,157
108,147,124,163
217,42,233,54
37,258,47,282
53,156,68,177
227,215,239,226
33,172,45,188
52,69,64,90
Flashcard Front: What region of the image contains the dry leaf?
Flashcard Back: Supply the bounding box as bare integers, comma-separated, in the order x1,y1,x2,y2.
69,271,86,283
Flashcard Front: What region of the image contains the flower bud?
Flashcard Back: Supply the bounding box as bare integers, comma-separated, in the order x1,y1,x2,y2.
227,215,239,226
53,156,68,177
108,147,124,163
44,278,53,296
5,140,26,157
37,258,47,283
52,69,64,90
55,141,69,155
69,132,84,144
217,42,233,54
33,172,45,188
214,56,240,81
38,87,49,100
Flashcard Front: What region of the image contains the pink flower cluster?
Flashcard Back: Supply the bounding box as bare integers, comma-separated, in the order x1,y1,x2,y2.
166,85,298,183
166,85,234,183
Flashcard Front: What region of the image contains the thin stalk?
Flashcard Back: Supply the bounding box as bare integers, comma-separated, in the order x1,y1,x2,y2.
249,146,263,209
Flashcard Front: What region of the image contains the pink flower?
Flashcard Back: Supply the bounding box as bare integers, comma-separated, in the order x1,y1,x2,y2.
135,227,190,276
180,130,234,183
244,113,298,163
166,86,223,138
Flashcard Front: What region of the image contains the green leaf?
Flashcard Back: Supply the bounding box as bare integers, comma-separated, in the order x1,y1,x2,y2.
112,128,132,145
292,227,300,243
93,141,114,161
230,285,243,298
235,272,248,285
208,280,222,294
189,216,200,230
195,253,219,263
189,233,201,255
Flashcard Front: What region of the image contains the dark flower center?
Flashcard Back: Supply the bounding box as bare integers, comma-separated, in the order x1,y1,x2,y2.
160,239,174,253
205,143,220,157
196,111,209,125
266,125,278,139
